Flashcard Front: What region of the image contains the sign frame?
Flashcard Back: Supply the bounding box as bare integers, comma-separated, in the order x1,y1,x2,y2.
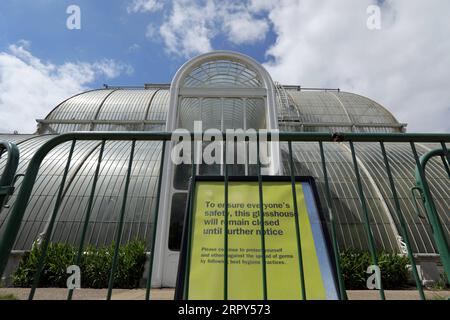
174,175,340,300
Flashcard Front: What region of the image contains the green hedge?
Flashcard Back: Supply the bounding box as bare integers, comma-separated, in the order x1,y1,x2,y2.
13,240,146,289
12,244,410,290
340,250,410,289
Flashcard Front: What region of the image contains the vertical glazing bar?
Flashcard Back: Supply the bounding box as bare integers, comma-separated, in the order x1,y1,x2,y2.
223,139,229,300
441,142,450,168
28,139,76,300
441,155,450,176
287,141,307,300
380,142,425,300
106,140,136,300
440,156,450,178
145,140,166,300
440,142,450,178
349,141,385,300
67,139,105,300
183,141,196,299
256,133,268,300
319,141,347,300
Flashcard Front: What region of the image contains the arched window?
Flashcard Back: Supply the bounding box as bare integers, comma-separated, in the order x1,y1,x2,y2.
166,51,278,132
160,51,280,254
181,59,263,88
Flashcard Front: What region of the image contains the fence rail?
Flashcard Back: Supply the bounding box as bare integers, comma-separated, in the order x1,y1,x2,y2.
0,131,449,300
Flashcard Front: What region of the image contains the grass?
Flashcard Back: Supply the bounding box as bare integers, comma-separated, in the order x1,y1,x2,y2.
428,294,450,300
429,273,449,290
0,294,18,300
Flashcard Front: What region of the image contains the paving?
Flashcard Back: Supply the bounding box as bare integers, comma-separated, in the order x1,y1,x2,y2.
346,290,449,300
1,288,449,300
0,288,175,300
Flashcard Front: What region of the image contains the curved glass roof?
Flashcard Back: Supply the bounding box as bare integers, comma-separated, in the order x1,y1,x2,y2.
96,89,157,121
0,135,163,249
47,90,112,121
278,89,404,133
38,88,169,134
37,85,404,135
1,132,448,254
182,59,263,88
281,140,449,254
2,78,443,254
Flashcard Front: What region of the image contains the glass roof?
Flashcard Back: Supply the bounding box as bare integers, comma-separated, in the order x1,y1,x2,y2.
0,135,164,249
2,133,448,254
182,59,263,88
39,85,403,134
96,89,157,121
279,89,403,133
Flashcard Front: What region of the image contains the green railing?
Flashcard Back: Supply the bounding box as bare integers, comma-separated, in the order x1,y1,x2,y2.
414,147,450,284
0,141,20,211
0,132,449,300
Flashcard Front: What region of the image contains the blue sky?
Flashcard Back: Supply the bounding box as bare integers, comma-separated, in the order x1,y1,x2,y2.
0,0,276,87
0,0,449,133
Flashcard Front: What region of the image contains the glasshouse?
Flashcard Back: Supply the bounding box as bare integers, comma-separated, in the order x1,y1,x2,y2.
0,51,448,290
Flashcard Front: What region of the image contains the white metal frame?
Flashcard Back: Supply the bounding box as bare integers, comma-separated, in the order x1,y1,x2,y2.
151,51,280,287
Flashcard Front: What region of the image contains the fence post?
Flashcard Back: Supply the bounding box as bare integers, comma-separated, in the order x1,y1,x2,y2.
0,141,20,212
413,147,450,284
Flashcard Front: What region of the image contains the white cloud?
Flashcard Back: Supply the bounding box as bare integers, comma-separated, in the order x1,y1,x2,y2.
145,24,158,40
133,0,449,131
263,0,450,132
248,0,276,13
158,0,216,57
0,41,132,133
127,43,141,53
143,0,270,57
127,0,164,13
222,6,269,45
93,59,134,78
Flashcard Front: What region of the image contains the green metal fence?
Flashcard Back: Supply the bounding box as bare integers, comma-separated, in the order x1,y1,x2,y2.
0,141,19,211
0,132,449,300
414,147,450,284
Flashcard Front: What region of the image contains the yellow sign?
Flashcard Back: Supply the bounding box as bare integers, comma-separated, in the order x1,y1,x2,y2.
186,179,337,300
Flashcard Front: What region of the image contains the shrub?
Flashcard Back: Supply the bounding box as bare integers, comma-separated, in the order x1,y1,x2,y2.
114,240,147,288
80,241,147,289
431,273,449,290
79,245,113,289
43,243,77,287
340,250,371,289
340,250,409,289
12,245,40,287
377,252,409,289
12,240,147,289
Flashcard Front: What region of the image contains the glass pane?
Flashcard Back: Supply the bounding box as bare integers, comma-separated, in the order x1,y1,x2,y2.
178,98,201,131
168,193,188,251
223,99,244,129
182,59,263,88
202,98,222,130
246,98,266,129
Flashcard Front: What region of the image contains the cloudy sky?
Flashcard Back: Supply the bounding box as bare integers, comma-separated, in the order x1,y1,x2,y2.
0,0,449,133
